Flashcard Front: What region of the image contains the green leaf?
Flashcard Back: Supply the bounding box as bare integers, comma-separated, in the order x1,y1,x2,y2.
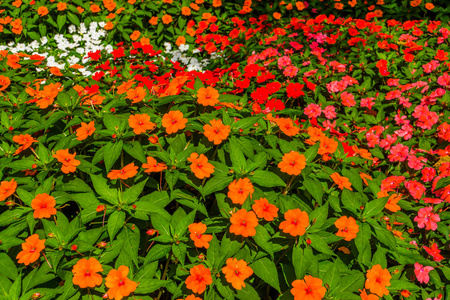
363,196,389,218
253,225,274,258
229,137,246,173
342,168,363,193
250,257,281,292
123,178,148,204
135,279,169,294
67,12,80,26
341,189,361,213
309,203,329,230
435,176,450,190
123,141,147,163
0,253,18,281
355,222,372,266
304,178,324,203
292,246,307,279
249,170,286,188
236,284,260,300
366,219,397,250
304,143,319,162
145,244,171,264
174,210,196,237
207,234,220,267
103,140,123,173
90,173,119,204
308,234,336,256
107,211,125,240
57,14,67,31
232,115,263,131
203,176,233,196
333,272,365,293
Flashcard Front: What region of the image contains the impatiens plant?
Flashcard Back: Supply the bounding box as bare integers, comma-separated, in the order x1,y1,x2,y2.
0,0,450,299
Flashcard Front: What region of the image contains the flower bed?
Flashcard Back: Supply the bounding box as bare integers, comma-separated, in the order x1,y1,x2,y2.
0,1,449,300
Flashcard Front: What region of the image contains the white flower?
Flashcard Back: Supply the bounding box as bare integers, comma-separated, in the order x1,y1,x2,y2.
179,44,189,52
68,25,76,34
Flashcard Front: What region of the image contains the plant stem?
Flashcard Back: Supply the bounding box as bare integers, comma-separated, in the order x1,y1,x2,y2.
156,251,172,300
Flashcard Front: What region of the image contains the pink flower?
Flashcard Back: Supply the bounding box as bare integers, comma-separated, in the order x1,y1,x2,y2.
323,105,336,119
421,167,436,183
304,103,321,119
407,155,427,171
405,180,426,199
277,56,291,69
414,207,440,231
360,97,375,110
387,78,400,86
341,92,356,107
414,263,434,284
283,65,298,78
423,243,444,262
388,143,409,162
437,73,450,88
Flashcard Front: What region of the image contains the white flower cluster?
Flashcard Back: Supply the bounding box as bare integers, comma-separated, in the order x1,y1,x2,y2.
0,22,113,77
163,42,212,72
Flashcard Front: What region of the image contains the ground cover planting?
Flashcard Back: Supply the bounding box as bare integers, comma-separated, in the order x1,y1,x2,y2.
0,0,449,299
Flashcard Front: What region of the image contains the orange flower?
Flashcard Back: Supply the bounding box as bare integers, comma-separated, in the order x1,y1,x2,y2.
162,14,173,24
185,264,212,294
273,12,281,19
12,0,22,7
107,163,139,180
76,6,84,13
291,275,326,300
53,149,80,174
187,153,215,179
334,216,359,241
31,193,57,219
179,296,202,300
276,118,300,136
188,222,213,249
330,173,353,191
227,178,254,205
13,134,37,155
161,110,188,134
105,21,114,30
76,121,95,141
142,157,167,173
57,2,67,10
278,151,306,175
104,0,116,11
128,114,155,135
360,289,379,300
197,86,219,106
0,75,10,91
130,30,140,41
0,179,17,201
72,257,103,288
359,172,373,186
37,6,49,16
90,4,101,12
203,119,230,145
7,54,20,69
16,234,45,266
149,16,158,25
318,136,338,155
181,7,191,15
425,2,434,9
384,193,402,212
365,265,391,297
105,266,137,300
252,198,278,221
212,0,222,7
49,67,63,76
335,2,344,9
176,36,186,46
117,80,135,95
229,209,258,237
126,86,147,103
279,209,309,237
222,258,253,290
